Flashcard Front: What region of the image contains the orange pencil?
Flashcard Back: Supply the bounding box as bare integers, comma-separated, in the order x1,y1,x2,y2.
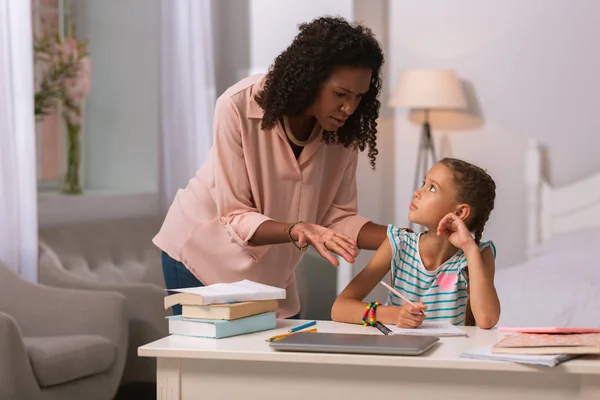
379,281,427,317
266,328,317,342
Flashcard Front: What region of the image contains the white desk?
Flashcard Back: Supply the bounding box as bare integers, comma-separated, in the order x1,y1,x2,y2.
139,320,600,400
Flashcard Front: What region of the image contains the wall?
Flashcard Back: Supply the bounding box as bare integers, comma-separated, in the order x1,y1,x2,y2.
212,0,354,95
248,0,353,73
389,0,600,267
76,0,160,192
212,0,251,97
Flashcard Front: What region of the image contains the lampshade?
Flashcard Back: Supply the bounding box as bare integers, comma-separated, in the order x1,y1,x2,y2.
389,69,467,110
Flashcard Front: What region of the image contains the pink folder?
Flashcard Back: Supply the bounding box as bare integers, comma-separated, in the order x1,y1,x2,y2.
499,327,600,334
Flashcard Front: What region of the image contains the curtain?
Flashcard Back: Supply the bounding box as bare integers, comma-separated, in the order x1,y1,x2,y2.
0,0,38,281
159,0,216,213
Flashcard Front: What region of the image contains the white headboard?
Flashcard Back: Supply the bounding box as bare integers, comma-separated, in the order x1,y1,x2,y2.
525,139,600,258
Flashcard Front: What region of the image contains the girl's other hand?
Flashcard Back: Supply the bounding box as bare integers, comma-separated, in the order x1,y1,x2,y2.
436,213,476,250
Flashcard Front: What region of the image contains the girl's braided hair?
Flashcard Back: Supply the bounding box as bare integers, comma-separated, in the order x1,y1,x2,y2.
440,158,496,326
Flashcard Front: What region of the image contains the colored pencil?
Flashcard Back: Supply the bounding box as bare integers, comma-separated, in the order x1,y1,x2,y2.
379,281,427,317
289,320,317,333
266,328,317,342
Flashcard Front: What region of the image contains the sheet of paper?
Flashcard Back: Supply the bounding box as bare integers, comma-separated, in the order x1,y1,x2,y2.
385,321,468,337
166,280,287,304
460,345,577,367
170,280,284,296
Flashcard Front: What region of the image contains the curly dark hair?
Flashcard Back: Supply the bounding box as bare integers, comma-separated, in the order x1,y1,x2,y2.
440,158,496,244
254,16,384,169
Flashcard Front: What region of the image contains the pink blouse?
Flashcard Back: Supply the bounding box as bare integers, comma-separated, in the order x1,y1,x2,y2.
153,74,369,318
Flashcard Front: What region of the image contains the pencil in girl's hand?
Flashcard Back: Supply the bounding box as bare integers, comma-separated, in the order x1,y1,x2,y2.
379,281,427,317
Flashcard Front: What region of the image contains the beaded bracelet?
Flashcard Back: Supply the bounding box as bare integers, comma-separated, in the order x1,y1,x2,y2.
361,301,381,326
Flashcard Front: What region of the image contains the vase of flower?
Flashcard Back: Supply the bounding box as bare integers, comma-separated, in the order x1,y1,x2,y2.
61,118,82,194
59,48,90,195
33,22,90,195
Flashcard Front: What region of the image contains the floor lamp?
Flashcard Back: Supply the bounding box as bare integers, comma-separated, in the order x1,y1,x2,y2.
390,69,467,231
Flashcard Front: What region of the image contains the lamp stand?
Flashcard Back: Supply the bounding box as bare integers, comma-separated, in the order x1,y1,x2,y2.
409,109,436,231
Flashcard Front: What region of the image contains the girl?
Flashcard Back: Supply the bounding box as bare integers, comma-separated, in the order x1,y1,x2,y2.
331,158,501,329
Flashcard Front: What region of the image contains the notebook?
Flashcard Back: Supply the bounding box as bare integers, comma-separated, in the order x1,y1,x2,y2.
167,311,276,339
491,332,600,355
164,280,286,308
461,345,577,367
384,321,468,337
270,332,439,356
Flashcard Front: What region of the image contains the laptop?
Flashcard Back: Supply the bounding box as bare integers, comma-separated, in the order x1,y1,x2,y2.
269,332,439,356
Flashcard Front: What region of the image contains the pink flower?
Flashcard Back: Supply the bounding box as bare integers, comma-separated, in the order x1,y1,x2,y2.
34,32,92,120
63,56,91,104
61,38,79,62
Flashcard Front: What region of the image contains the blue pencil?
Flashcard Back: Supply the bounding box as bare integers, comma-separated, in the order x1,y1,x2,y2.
289,320,317,333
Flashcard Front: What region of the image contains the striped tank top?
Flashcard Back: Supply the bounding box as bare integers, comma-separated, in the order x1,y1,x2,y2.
386,224,496,326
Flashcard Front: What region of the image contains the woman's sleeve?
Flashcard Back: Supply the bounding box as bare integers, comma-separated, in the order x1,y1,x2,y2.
212,97,272,249
319,149,369,240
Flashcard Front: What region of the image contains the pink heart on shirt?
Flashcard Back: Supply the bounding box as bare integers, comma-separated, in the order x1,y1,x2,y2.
437,272,458,290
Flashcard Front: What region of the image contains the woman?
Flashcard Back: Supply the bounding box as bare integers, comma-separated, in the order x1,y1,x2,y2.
154,16,388,318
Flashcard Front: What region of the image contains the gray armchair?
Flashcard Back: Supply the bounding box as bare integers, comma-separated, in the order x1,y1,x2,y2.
0,262,128,400
38,215,167,385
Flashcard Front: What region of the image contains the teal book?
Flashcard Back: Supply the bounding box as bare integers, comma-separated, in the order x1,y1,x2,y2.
167,312,276,339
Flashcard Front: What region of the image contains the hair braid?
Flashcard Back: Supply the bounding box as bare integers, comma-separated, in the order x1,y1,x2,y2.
439,158,496,327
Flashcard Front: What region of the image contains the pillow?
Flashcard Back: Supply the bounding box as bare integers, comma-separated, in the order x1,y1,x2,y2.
532,226,600,257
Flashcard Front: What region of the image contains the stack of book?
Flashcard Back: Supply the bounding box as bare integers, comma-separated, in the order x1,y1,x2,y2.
164,280,286,339
461,327,600,367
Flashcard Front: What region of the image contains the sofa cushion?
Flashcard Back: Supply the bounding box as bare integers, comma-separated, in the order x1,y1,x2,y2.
24,335,116,387
38,216,164,286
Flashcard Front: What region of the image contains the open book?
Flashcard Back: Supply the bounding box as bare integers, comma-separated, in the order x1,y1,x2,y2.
164,280,286,309
384,321,468,337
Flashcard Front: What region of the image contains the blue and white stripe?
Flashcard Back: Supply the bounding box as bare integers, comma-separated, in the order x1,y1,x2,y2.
386,224,496,326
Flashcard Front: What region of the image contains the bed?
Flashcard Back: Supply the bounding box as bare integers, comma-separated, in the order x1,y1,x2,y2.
495,139,600,328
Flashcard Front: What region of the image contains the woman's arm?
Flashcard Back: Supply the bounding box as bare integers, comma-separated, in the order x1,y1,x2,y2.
331,239,400,324
250,221,358,266
248,221,299,246
463,245,501,329
357,221,388,250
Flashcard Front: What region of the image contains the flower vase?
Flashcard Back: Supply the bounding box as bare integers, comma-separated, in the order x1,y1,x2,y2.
61,120,83,195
